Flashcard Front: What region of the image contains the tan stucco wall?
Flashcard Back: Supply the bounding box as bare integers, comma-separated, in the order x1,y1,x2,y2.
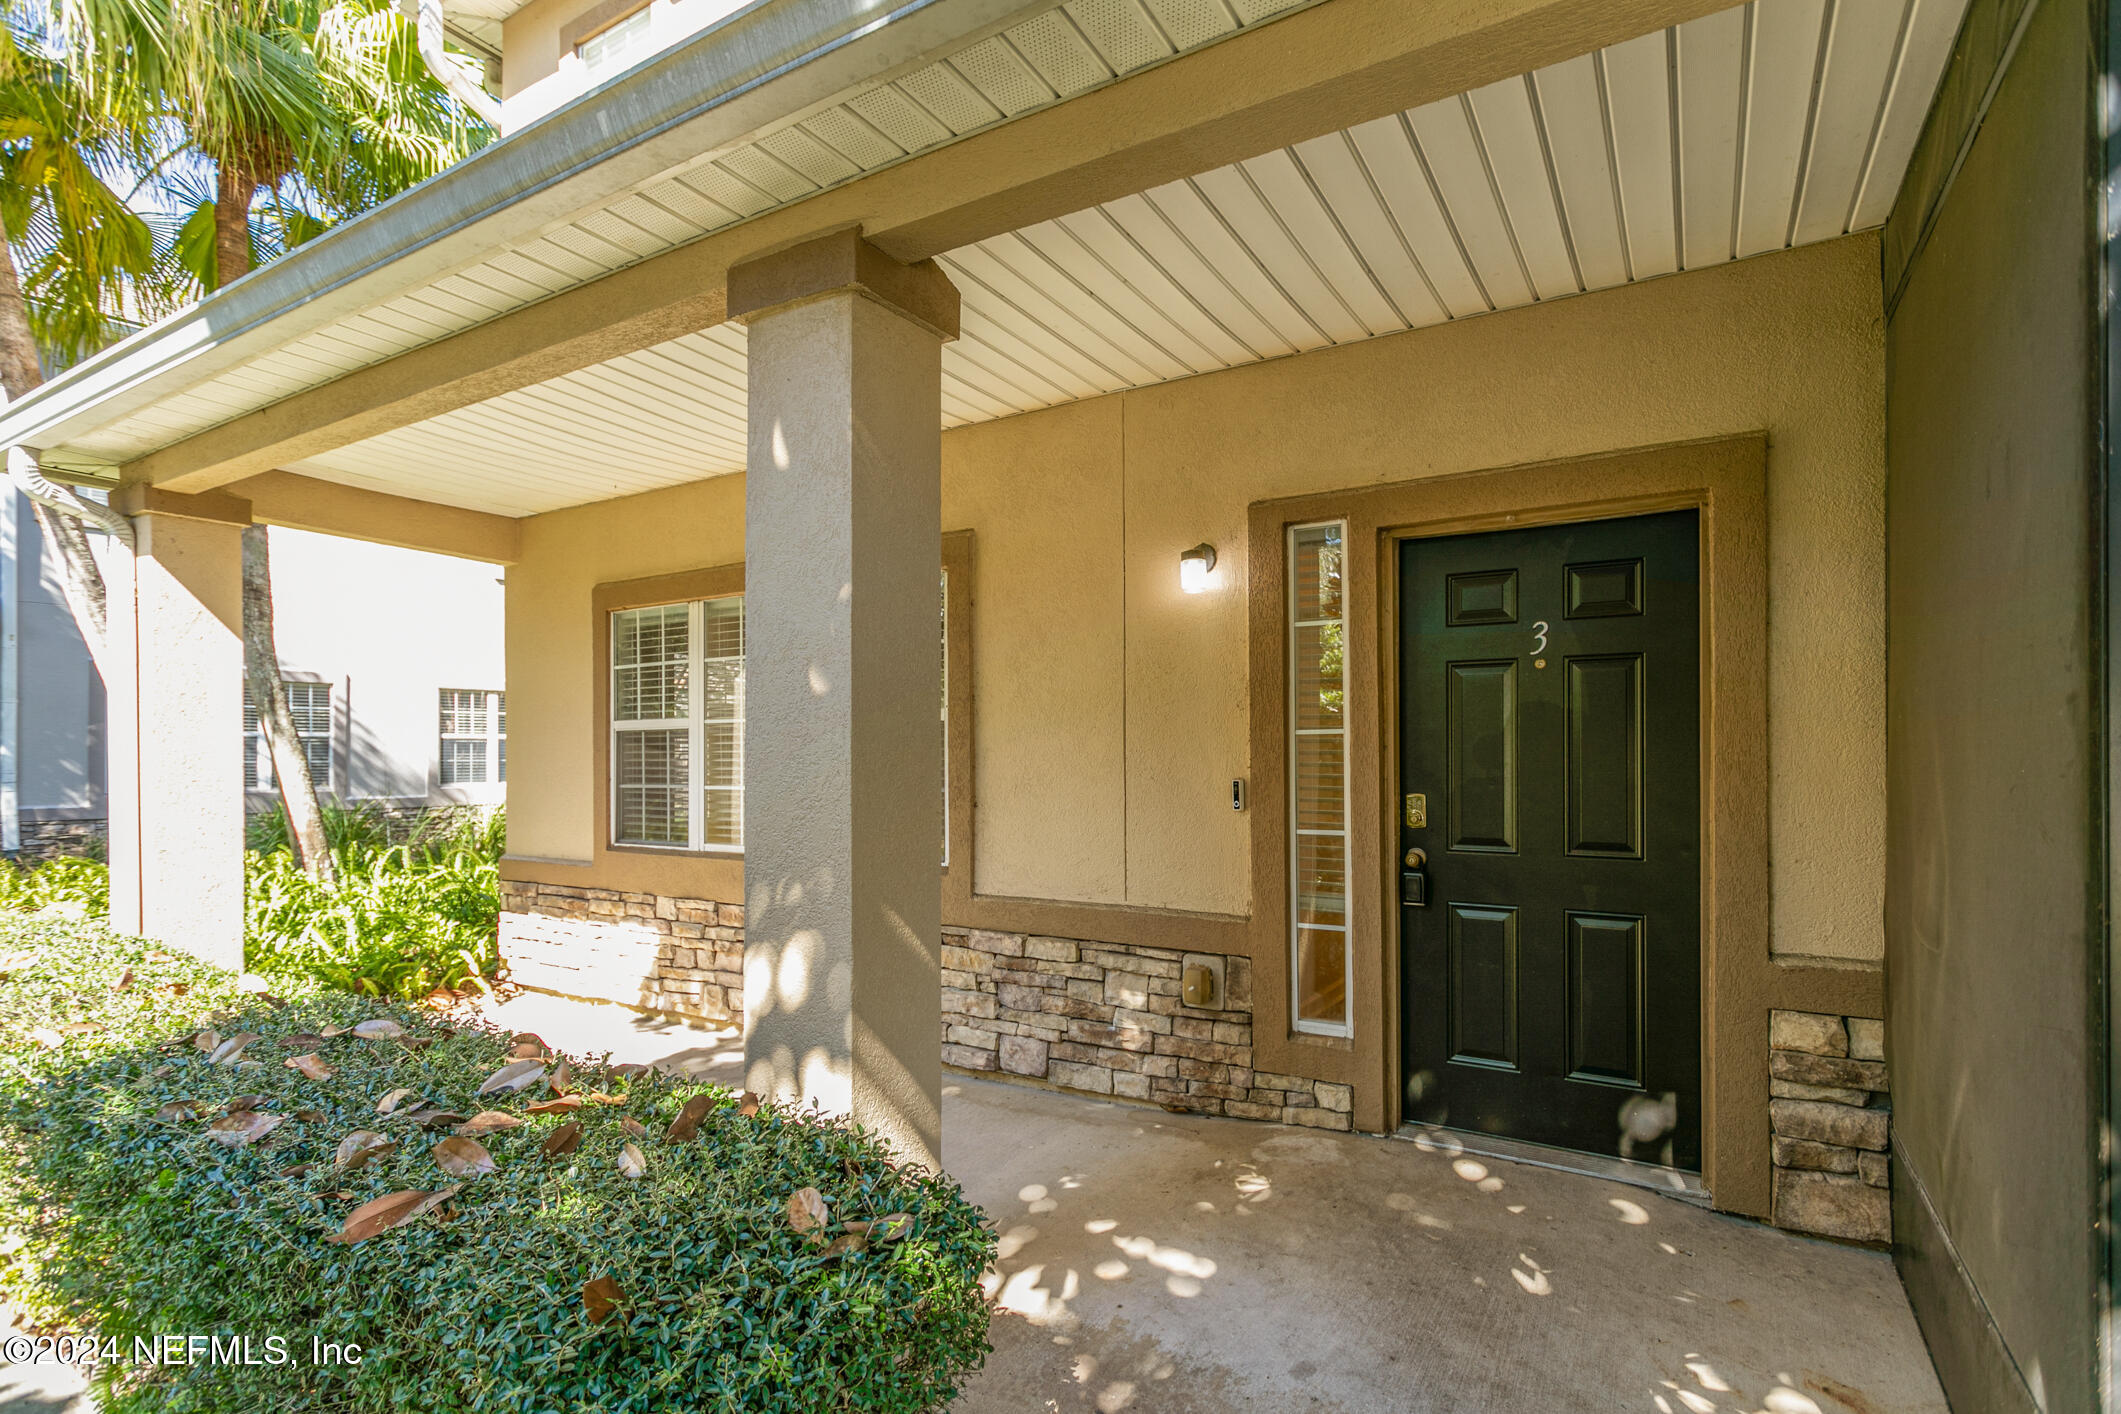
500,0,751,128
507,233,1887,959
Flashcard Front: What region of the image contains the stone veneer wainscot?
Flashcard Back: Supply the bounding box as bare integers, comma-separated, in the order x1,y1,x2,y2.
1768,1008,1891,1242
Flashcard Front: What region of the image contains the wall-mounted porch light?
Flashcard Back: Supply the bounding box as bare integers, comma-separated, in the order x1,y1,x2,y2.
1180,542,1217,594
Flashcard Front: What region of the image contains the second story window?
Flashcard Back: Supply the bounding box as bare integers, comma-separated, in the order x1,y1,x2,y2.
578,7,653,80
244,681,333,791
440,689,507,786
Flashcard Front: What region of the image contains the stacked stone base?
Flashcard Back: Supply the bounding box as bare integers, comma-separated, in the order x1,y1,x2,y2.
1768,1009,1891,1242
500,880,745,1023
937,926,1352,1128
9,819,107,863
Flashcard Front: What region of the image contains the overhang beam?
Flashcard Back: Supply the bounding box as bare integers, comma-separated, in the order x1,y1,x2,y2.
227,470,523,563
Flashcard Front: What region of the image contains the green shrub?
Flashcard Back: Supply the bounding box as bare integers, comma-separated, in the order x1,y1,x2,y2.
244,840,501,999
0,854,109,918
0,916,995,1413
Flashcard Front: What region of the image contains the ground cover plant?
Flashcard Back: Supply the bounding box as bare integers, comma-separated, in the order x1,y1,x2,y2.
0,916,995,1412
2,804,506,999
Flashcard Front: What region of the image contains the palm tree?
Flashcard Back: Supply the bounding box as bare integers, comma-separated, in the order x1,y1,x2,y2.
13,0,490,875
0,12,154,681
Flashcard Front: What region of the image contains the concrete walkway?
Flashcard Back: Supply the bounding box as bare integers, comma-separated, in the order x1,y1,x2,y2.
1,990,1950,1414
479,990,1945,1414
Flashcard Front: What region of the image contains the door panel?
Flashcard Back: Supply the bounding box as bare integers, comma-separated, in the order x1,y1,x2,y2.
1400,509,1701,1170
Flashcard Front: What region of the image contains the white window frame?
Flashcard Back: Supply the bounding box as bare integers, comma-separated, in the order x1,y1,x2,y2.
1289,520,1353,1038
439,689,506,786
245,680,334,793
610,596,743,853
576,5,653,79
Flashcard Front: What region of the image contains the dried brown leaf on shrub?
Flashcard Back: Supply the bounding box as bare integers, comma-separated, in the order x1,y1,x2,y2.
351,1019,405,1041
608,1063,647,1079
283,1033,330,1051
581,1091,623,1105
478,1060,546,1096
415,1112,469,1131
507,1040,544,1060
207,1111,284,1146
164,982,188,997
114,967,133,991
28,1028,61,1049
207,1032,261,1065
511,1031,546,1051
665,1095,715,1144
57,1021,100,1036
455,1111,522,1137
541,1120,583,1157
131,1064,174,1088
620,1117,648,1140
279,1162,315,1179
869,1213,915,1242
433,1137,497,1178
334,1131,397,1172
820,1231,868,1260
582,1275,623,1326
327,1185,461,1244
294,1109,326,1124
284,1053,334,1081
223,1094,267,1113
375,1087,415,1115
786,1187,828,1238
527,1096,580,1115
549,1061,572,1095
154,1100,204,1123
322,1024,349,1038
738,1091,761,1118
615,1143,646,1178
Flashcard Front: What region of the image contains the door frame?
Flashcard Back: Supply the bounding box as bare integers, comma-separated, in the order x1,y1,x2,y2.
1245,434,1878,1218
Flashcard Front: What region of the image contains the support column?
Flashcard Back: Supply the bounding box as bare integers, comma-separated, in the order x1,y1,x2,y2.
107,486,249,968
731,231,958,1171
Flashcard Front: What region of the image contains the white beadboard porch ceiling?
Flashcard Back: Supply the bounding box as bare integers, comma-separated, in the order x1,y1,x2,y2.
290,0,1968,517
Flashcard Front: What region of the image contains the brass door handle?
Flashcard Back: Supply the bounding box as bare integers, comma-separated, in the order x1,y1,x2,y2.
1404,847,1427,869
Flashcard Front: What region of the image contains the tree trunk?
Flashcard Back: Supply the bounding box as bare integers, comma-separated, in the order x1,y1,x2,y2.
242,526,334,881
0,227,114,680
214,163,257,288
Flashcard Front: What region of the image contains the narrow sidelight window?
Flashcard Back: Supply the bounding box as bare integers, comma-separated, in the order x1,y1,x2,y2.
439,689,506,785
611,597,743,851
1289,522,1350,1035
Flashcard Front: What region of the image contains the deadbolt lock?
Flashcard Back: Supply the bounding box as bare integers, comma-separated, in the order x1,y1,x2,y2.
1404,793,1428,829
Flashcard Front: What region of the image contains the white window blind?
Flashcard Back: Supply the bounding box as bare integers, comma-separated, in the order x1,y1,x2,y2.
578,6,651,78
440,689,507,785
611,598,742,850
244,681,332,791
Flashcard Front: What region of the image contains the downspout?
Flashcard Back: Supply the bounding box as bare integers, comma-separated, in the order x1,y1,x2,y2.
413,0,502,129
7,448,133,549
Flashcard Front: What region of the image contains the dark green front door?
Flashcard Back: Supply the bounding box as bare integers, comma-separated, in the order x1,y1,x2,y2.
1398,510,1701,1171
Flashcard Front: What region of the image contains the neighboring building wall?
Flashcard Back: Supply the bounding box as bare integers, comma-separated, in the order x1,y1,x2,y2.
12,488,105,835
499,0,751,129
1881,0,2102,1408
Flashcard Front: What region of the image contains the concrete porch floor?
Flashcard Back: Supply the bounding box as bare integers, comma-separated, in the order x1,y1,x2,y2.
476,990,1947,1414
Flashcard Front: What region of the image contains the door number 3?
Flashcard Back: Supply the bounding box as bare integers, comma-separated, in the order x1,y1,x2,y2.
1530,621,1549,655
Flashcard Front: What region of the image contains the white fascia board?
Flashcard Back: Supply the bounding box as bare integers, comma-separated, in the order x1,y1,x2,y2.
1,0,1045,456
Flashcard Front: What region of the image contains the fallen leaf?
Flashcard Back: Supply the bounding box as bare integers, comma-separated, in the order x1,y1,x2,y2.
207,1032,261,1065
414,1111,469,1131
130,1064,175,1088
620,1117,648,1140
549,1061,573,1095
58,1021,100,1036
738,1091,761,1118
164,982,188,997
321,1024,349,1038
294,1108,327,1124
432,1137,497,1178
327,1185,460,1244
285,1053,334,1081
375,1087,415,1115
869,1213,915,1242
283,1033,330,1050
582,1275,622,1326
508,1040,545,1060
609,1063,648,1078
820,1231,868,1260
665,1095,716,1144
581,1091,623,1105
511,1031,546,1052
478,1060,546,1096
278,1162,315,1178
351,1019,405,1041
28,1028,62,1049
527,1096,581,1115
147,950,178,964
113,967,133,991
334,1131,397,1172
207,1111,284,1146
616,1142,646,1178
154,1100,205,1123
223,1094,268,1113
455,1111,523,1137
541,1120,583,1157
786,1187,828,1238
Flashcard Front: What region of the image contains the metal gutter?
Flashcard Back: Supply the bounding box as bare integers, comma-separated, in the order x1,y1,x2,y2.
0,0,1047,456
